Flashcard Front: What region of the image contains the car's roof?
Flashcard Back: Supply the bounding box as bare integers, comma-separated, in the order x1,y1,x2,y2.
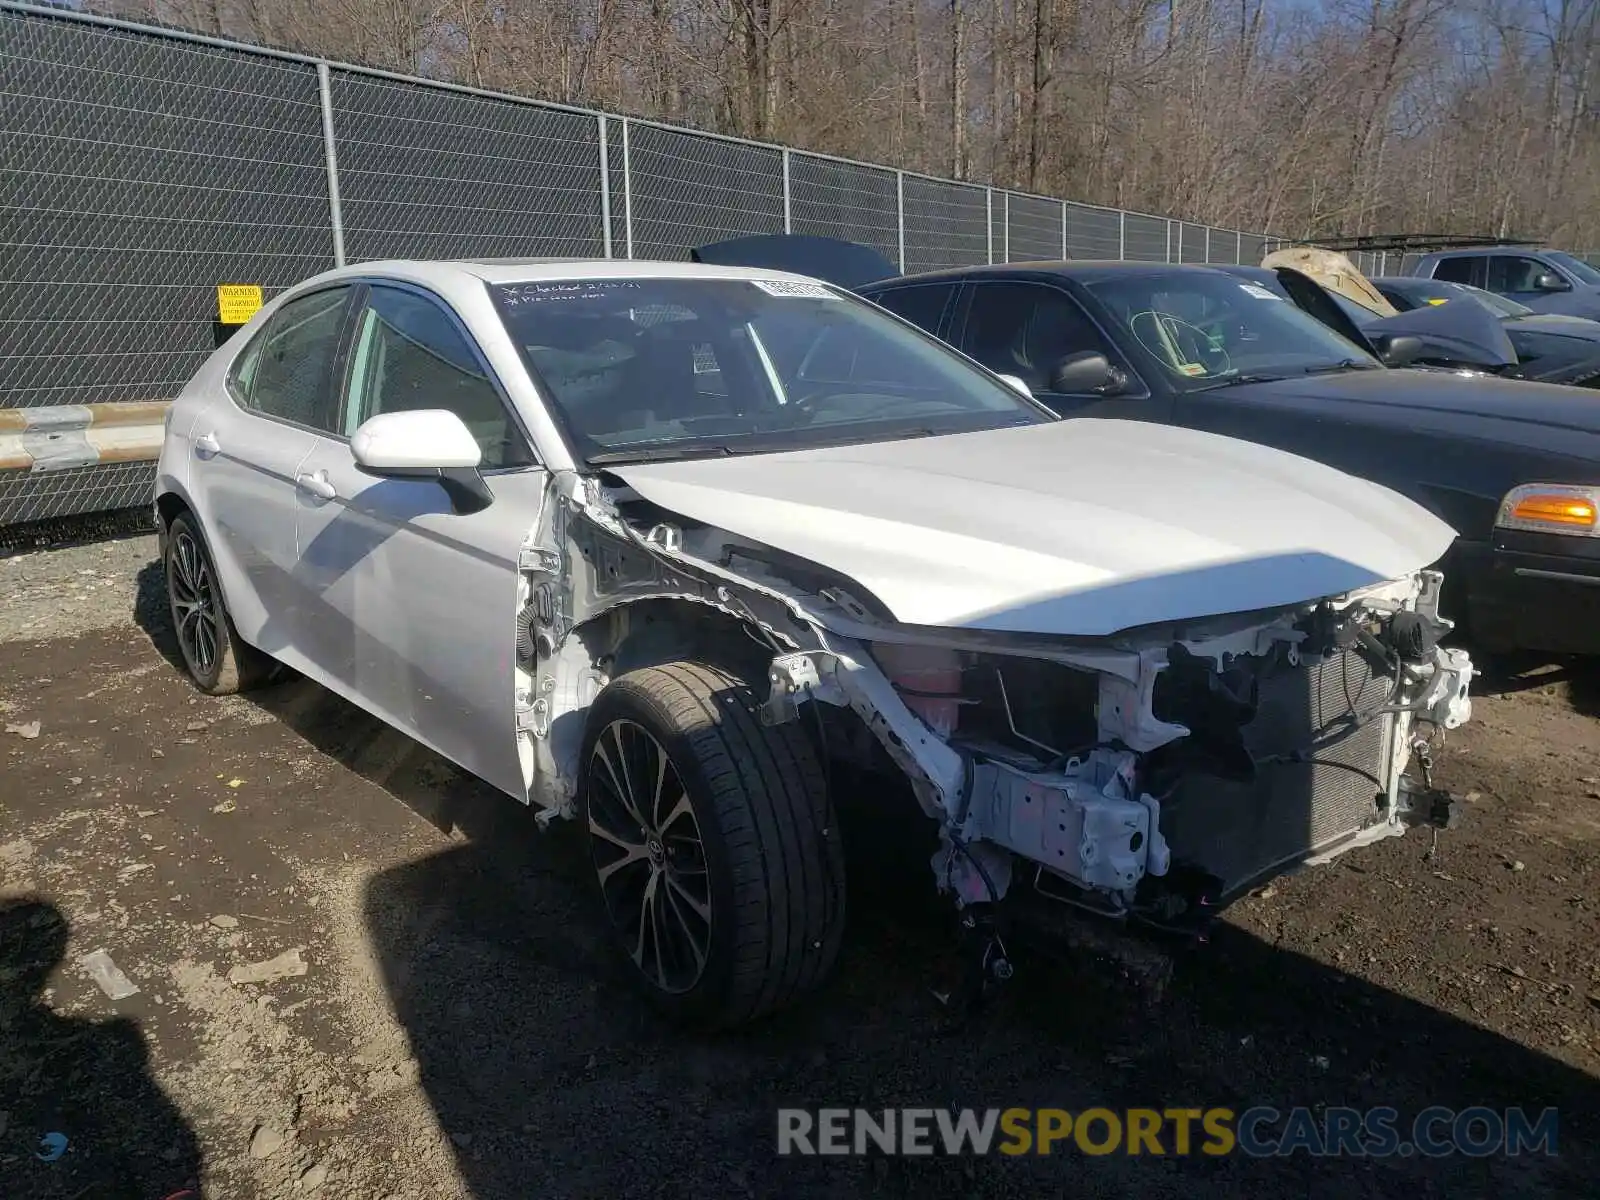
314,257,829,287
1420,246,1552,257
867,260,1239,289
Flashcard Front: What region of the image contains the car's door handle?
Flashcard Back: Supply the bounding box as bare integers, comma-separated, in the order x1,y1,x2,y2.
294,470,337,500
193,431,220,458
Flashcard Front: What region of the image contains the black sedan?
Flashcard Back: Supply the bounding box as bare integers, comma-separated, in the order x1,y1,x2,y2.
1372,276,1600,388
694,236,1600,655
1244,265,1600,389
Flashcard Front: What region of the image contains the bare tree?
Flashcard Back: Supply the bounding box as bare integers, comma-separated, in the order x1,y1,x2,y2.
92,0,1600,249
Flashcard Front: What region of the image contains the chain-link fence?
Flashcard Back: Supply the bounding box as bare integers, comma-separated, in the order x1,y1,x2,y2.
1,1,1271,525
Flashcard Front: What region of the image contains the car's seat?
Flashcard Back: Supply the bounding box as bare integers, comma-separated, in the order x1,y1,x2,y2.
619,322,727,425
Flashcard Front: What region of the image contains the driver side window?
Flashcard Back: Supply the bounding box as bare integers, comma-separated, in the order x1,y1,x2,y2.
1487,256,1551,293
344,285,534,470
959,282,1117,393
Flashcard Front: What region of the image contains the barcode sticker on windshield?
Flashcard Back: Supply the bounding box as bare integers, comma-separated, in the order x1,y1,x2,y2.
1238,283,1283,301
751,279,834,298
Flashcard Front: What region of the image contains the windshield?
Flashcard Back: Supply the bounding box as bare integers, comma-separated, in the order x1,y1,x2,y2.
1084,271,1379,388
1544,251,1600,286
1455,283,1533,317
1380,279,1533,318
490,278,1048,462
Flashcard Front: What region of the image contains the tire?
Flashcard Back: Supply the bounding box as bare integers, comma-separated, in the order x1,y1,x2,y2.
164,512,276,696
578,660,846,1027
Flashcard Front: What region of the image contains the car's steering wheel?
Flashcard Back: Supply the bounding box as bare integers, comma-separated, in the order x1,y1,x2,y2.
1129,311,1232,379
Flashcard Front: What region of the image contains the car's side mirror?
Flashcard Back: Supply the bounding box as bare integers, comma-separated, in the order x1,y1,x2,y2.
1371,333,1424,368
995,373,1034,398
351,409,493,514
1534,271,1571,293
1049,351,1124,395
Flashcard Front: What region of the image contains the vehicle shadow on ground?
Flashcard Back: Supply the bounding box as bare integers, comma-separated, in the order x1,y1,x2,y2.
129,563,1596,1197
134,559,188,677
0,897,204,1199
351,817,1599,1199
1469,649,1600,718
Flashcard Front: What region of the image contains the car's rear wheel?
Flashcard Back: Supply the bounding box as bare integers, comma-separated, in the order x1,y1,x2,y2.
164,512,275,695
579,661,846,1027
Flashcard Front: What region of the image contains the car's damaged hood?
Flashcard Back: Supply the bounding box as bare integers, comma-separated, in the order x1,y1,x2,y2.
607,420,1457,636
1364,298,1519,368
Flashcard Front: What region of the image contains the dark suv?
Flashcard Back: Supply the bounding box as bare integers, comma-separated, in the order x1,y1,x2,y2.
1410,247,1600,319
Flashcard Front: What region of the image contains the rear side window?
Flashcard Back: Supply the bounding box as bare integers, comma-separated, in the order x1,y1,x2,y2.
869,284,955,336
231,287,349,432
1431,257,1477,285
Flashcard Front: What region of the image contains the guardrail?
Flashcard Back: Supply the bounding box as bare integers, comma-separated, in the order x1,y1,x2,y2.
0,402,171,476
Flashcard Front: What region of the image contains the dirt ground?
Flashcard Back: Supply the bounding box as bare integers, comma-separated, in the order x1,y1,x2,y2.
1,530,1597,1199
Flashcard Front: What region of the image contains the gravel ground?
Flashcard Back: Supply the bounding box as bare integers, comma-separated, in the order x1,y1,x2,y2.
0,533,161,642
0,532,1596,1199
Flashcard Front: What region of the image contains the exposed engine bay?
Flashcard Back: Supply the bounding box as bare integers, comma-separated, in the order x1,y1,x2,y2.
514,469,1475,940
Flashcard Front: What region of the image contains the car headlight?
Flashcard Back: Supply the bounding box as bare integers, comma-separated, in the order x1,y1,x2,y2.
1496,483,1600,536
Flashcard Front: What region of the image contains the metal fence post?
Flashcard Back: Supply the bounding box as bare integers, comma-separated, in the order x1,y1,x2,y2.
621,117,634,260
1236,230,1243,264
1060,200,1068,259
315,62,346,267
783,149,793,234
896,170,906,272
1118,210,1126,260
597,114,612,258
1002,191,1010,262
1166,220,1173,263
985,187,994,264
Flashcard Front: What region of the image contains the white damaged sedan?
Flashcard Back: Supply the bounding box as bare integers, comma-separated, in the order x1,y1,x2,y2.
155,259,1474,1026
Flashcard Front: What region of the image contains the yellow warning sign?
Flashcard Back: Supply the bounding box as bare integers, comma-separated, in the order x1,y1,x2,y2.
216,283,264,325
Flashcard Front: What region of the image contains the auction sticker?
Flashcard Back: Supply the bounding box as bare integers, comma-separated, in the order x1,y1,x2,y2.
751,279,834,298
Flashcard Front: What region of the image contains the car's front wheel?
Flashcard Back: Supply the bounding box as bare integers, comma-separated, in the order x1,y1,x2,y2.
579,661,846,1027
164,512,275,695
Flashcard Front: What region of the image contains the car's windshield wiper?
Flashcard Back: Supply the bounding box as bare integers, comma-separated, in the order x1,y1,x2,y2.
588,412,1039,465
1191,372,1287,391
587,443,746,464
1193,359,1374,391
1298,358,1374,376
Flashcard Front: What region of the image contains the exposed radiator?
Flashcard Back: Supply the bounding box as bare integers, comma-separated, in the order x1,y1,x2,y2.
1157,645,1394,896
